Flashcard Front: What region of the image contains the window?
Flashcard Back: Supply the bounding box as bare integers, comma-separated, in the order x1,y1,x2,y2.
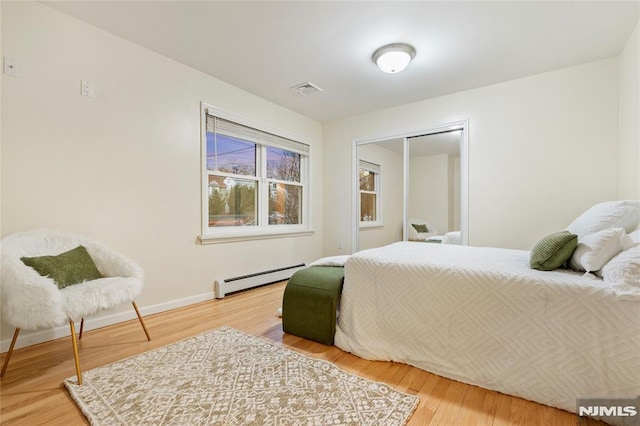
359,160,381,226
201,106,311,241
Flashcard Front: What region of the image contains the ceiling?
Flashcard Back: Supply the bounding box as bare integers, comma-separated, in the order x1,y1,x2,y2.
369,130,461,157
410,131,461,157
43,1,639,123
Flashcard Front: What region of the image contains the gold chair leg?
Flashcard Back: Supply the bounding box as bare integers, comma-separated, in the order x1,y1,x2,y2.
132,302,151,341
69,321,82,386
78,318,84,340
1,328,20,377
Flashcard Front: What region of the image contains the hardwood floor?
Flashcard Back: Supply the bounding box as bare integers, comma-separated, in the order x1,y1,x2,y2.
0,281,602,425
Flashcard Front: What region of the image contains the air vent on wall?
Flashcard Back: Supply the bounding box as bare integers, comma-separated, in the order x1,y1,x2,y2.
290,81,323,96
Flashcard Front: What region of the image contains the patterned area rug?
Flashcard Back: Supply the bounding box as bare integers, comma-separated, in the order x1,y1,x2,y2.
65,327,418,425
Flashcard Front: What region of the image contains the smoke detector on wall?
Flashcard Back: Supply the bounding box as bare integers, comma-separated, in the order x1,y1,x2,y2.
290,81,323,96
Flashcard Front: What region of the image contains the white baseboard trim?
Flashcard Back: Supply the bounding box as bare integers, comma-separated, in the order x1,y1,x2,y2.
1,292,214,353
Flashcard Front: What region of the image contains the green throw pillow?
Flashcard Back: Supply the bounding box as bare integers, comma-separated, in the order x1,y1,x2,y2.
412,223,429,233
530,231,578,271
21,245,102,289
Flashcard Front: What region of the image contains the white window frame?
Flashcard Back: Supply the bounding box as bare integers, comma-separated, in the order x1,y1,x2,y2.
199,103,312,243
359,160,382,228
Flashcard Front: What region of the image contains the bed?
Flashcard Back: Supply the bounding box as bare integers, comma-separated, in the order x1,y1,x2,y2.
334,241,640,419
407,219,462,244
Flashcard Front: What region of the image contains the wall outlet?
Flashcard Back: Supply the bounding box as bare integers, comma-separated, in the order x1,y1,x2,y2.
80,80,94,98
337,240,344,250
3,57,18,77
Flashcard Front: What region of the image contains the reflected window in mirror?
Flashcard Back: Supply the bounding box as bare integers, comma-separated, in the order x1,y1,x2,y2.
359,160,381,226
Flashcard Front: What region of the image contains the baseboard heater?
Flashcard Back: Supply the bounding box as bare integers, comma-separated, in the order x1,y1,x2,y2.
214,263,306,299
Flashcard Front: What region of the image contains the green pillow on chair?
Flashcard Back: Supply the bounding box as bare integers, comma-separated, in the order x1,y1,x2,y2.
530,231,578,271
21,245,102,289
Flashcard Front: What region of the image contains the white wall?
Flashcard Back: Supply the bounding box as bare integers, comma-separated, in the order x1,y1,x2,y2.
323,58,620,253
1,2,323,346
409,154,450,234
357,143,403,250
618,21,640,199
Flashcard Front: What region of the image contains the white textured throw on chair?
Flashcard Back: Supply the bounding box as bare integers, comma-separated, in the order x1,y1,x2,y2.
1,229,143,329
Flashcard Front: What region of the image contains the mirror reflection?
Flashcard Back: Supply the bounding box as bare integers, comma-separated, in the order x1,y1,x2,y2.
357,141,404,251
354,124,467,252
407,130,462,245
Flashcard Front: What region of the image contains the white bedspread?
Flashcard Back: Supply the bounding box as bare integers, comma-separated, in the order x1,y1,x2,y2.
335,242,640,416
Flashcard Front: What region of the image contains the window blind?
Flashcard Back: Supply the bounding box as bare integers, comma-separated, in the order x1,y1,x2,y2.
359,160,381,173
206,114,310,155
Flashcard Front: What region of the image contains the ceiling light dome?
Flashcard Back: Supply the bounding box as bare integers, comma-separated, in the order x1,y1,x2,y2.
372,43,416,74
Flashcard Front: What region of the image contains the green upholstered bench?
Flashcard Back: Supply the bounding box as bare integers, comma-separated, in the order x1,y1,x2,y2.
282,266,345,345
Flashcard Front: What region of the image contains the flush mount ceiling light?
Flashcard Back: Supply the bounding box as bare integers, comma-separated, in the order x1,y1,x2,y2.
372,43,416,74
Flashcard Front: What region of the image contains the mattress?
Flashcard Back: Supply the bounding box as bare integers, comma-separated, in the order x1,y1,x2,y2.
335,241,640,417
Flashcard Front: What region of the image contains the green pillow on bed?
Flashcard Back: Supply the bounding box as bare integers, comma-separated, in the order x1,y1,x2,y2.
412,223,429,233
529,231,578,271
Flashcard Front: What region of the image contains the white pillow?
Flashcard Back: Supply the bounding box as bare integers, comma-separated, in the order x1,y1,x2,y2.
601,245,640,294
568,228,633,272
442,231,462,245
629,229,640,244
308,255,350,267
566,200,640,237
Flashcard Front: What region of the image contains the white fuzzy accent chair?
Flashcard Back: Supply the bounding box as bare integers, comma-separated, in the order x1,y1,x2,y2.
0,229,151,385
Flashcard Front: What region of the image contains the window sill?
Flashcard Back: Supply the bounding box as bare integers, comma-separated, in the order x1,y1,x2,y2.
199,228,315,244
359,222,383,230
